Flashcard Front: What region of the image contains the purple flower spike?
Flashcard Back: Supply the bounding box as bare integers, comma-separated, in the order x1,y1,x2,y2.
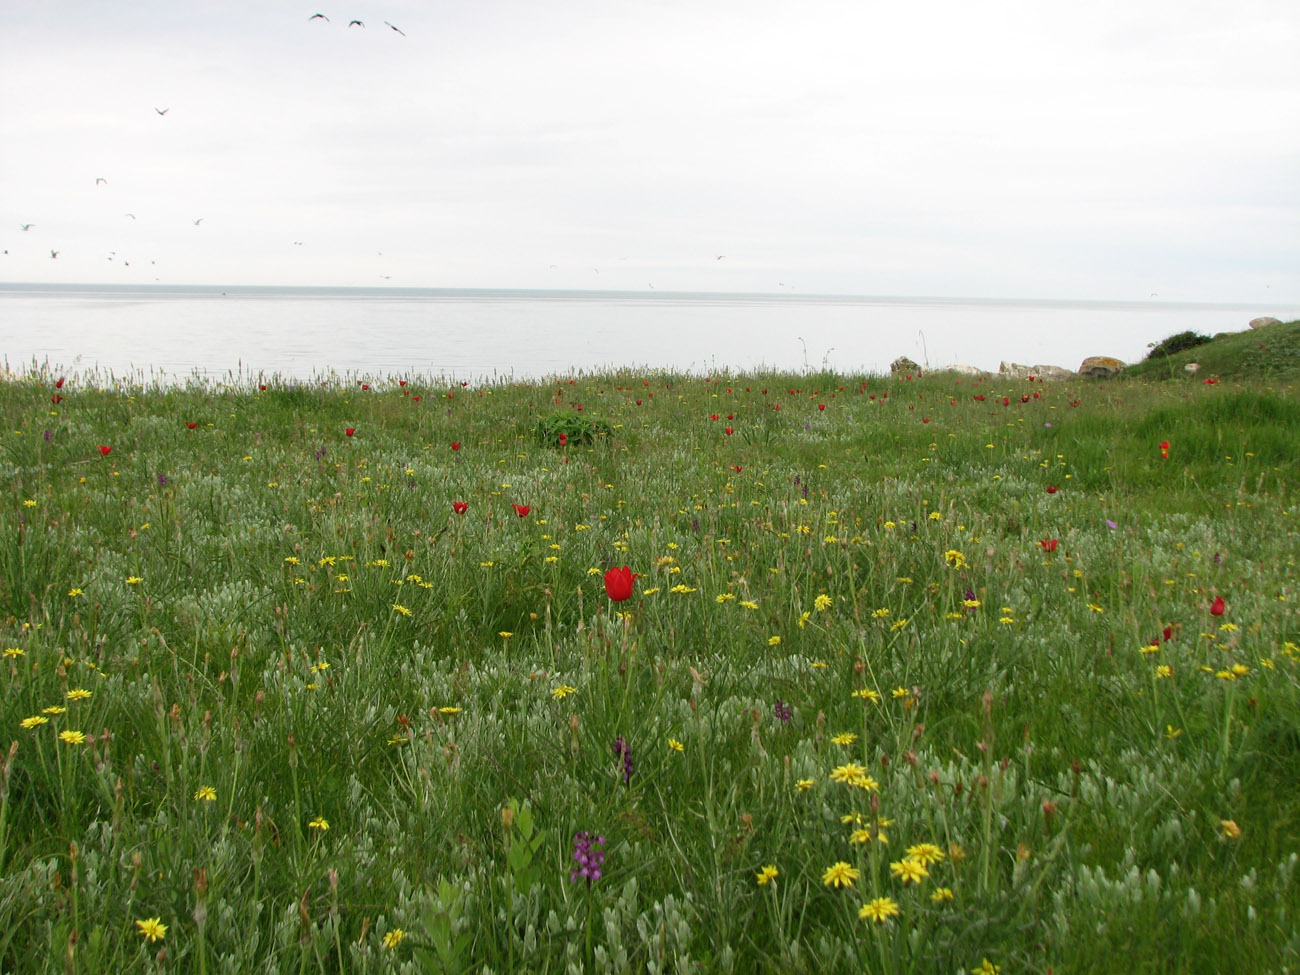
612,737,634,784
773,700,792,724
570,831,606,886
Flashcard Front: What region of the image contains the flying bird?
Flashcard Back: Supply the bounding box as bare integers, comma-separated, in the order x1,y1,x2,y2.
193,218,204,226
715,255,725,260
124,213,136,220
309,12,329,20
348,19,364,27
96,177,107,185
155,107,169,115
20,224,33,231
384,20,405,34
50,250,59,259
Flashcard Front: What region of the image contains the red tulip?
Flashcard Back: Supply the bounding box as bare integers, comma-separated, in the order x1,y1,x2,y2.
1204,378,1219,385
1210,596,1226,617
345,428,355,437
818,403,826,411
558,433,568,446
1160,439,1170,460
603,565,636,602
513,504,530,518
259,384,267,391
1046,485,1058,494
451,441,461,451
710,414,719,421
1039,539,1058,552
55,377,66,388
724,427,734,436
452,501,468,514
361,383,370,390
98,445,112,456
732,465,743,473
399,380,407,387
413,396,420,401
973,395,986,402
185,422,198,429
51,394,63,404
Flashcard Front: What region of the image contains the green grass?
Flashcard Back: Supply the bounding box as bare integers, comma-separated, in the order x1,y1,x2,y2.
1120,318,1300,381
1,366,1299,973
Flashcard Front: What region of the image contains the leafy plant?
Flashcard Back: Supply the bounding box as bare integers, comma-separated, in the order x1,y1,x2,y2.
534,410,611,447
1145,330,1212,360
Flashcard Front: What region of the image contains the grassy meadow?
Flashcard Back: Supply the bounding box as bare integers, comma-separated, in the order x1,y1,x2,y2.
2,351,1299,974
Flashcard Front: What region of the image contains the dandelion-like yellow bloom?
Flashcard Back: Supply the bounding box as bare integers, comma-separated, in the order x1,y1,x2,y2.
668,739,684,752
814,594,833,611
66,689,91,701
871,608,891,618
382,929,406,950
715,593,735,603
2,647,23,658
852,688,880,702
1155,665,1173,679
308,817,330,831
821,862,860,888
768,635,781,645
972,959,1001,975
831,762,868,784
905,843,945,866
849,828,873,845
20,716,48,729
859,897,900,924
889,857,929,884
67,588,84,597
392,604,412,617
830,732,857,746
797,611,812,628
193,786,217,802
1220,819,1242,839
552,685,577,700
498,631,513,638
126,576,142,585
891,687,911,699
23,499,36,507
438,707,462,715
755,865,779,885
135,918,167,942
58,730,86,745
43,705,67,715
930,887,955,902
795,779,815,792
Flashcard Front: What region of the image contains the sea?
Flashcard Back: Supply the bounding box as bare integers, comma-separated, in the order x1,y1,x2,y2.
2,283,1293,385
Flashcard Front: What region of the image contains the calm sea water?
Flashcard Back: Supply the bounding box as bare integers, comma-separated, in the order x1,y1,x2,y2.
2,283,1292,384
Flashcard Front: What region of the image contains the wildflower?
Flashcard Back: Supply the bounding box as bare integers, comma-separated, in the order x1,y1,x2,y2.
552,685,577,700
570,831,606,885
42,706,67,715
23,499,36,507
755,865,779,885
668,738,684,752
1220,819,1242,839
382,929,406,950
890,857,930,884
1155,665,1173,679
612,736,634,784
1039,538,1058,552
135,918,167,943
1046,485,1058,494
972,960,1001,975
797,610,812,627
308,817,329,831
930,887,955,902
821,862,860,888
944,550,967,568
859,897,900,924
438,706,462,715
831,732,858,746
773,700,792,723
513,504,530,518
852,688,880,702
345,428,355,436
452,500,468,514
872,607,891,618
814,593,833,611
739,600,759,610
715,593,736,603
193,786,217,802
1165,725,1182,739
498,631,513,639
2,647,23,658
65,689,92,701
891,686,911,699
98,445,112,456
768,635,781,646
59,730,86,745
795,779,815,791
450,441,461,450
67,588,84,597
849,828,874,845
1087,603,1105,613
20,716,48,729
1210,595,1226,616
905,843,945,866
604,565,636,601
392,604,412,617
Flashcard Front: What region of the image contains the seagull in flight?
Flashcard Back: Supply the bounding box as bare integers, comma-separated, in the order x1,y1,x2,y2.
348,19,364,27
124,213,136,220
96,177,107,186
50,250,59,259
20,224,33,231
155,107,169,116
193,218,204,226
309,12,329,20
384,20,405,35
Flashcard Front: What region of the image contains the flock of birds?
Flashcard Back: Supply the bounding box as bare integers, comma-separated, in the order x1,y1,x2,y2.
3,13,408,278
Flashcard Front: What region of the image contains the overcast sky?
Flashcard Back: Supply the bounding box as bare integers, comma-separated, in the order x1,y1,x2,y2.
2,0,1297,300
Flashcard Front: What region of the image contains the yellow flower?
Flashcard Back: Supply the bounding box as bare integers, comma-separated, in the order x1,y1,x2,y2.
891,686,911,699
668,738,684,752
739,600,759,610
795,779,815,792
972,960,1001,975
193,786,217,802
552,685,577,700
1155,665,1173,679
59,730,86,745
382,928,406,950
852,688,881,702
905,843,945,865
438,706,462,715
755,865,779,885
135,918,167,942
814,594,833,611
715,593,736,603
392,604,412,617
871,608,891,618
767,635,781,646
849,828,874,845
822,862,860,888
126,576,142,585
2,647,23,658
66,689,92,701
889,857,929,884
67,588,84,597
1220,819,1242,839
23,499,36,507
859,897,900,924
930,887,955,902
831,732,858,746
20,716,48,729
308,817,329,831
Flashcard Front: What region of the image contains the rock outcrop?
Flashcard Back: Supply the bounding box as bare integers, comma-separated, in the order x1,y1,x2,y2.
1249,316,1281,330
1000,362,1073,380
890,356,921,375
1078,356,1126,379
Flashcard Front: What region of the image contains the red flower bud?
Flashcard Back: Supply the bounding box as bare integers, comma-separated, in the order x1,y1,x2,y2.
603,565,636,602
98,445,112,456
452,501,468,514
344,428,355,437
513,504,530,518
1210,596,1226,616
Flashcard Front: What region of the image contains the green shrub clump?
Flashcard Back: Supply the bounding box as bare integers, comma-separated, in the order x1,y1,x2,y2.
1145,330,1212,360
534,409,611,447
